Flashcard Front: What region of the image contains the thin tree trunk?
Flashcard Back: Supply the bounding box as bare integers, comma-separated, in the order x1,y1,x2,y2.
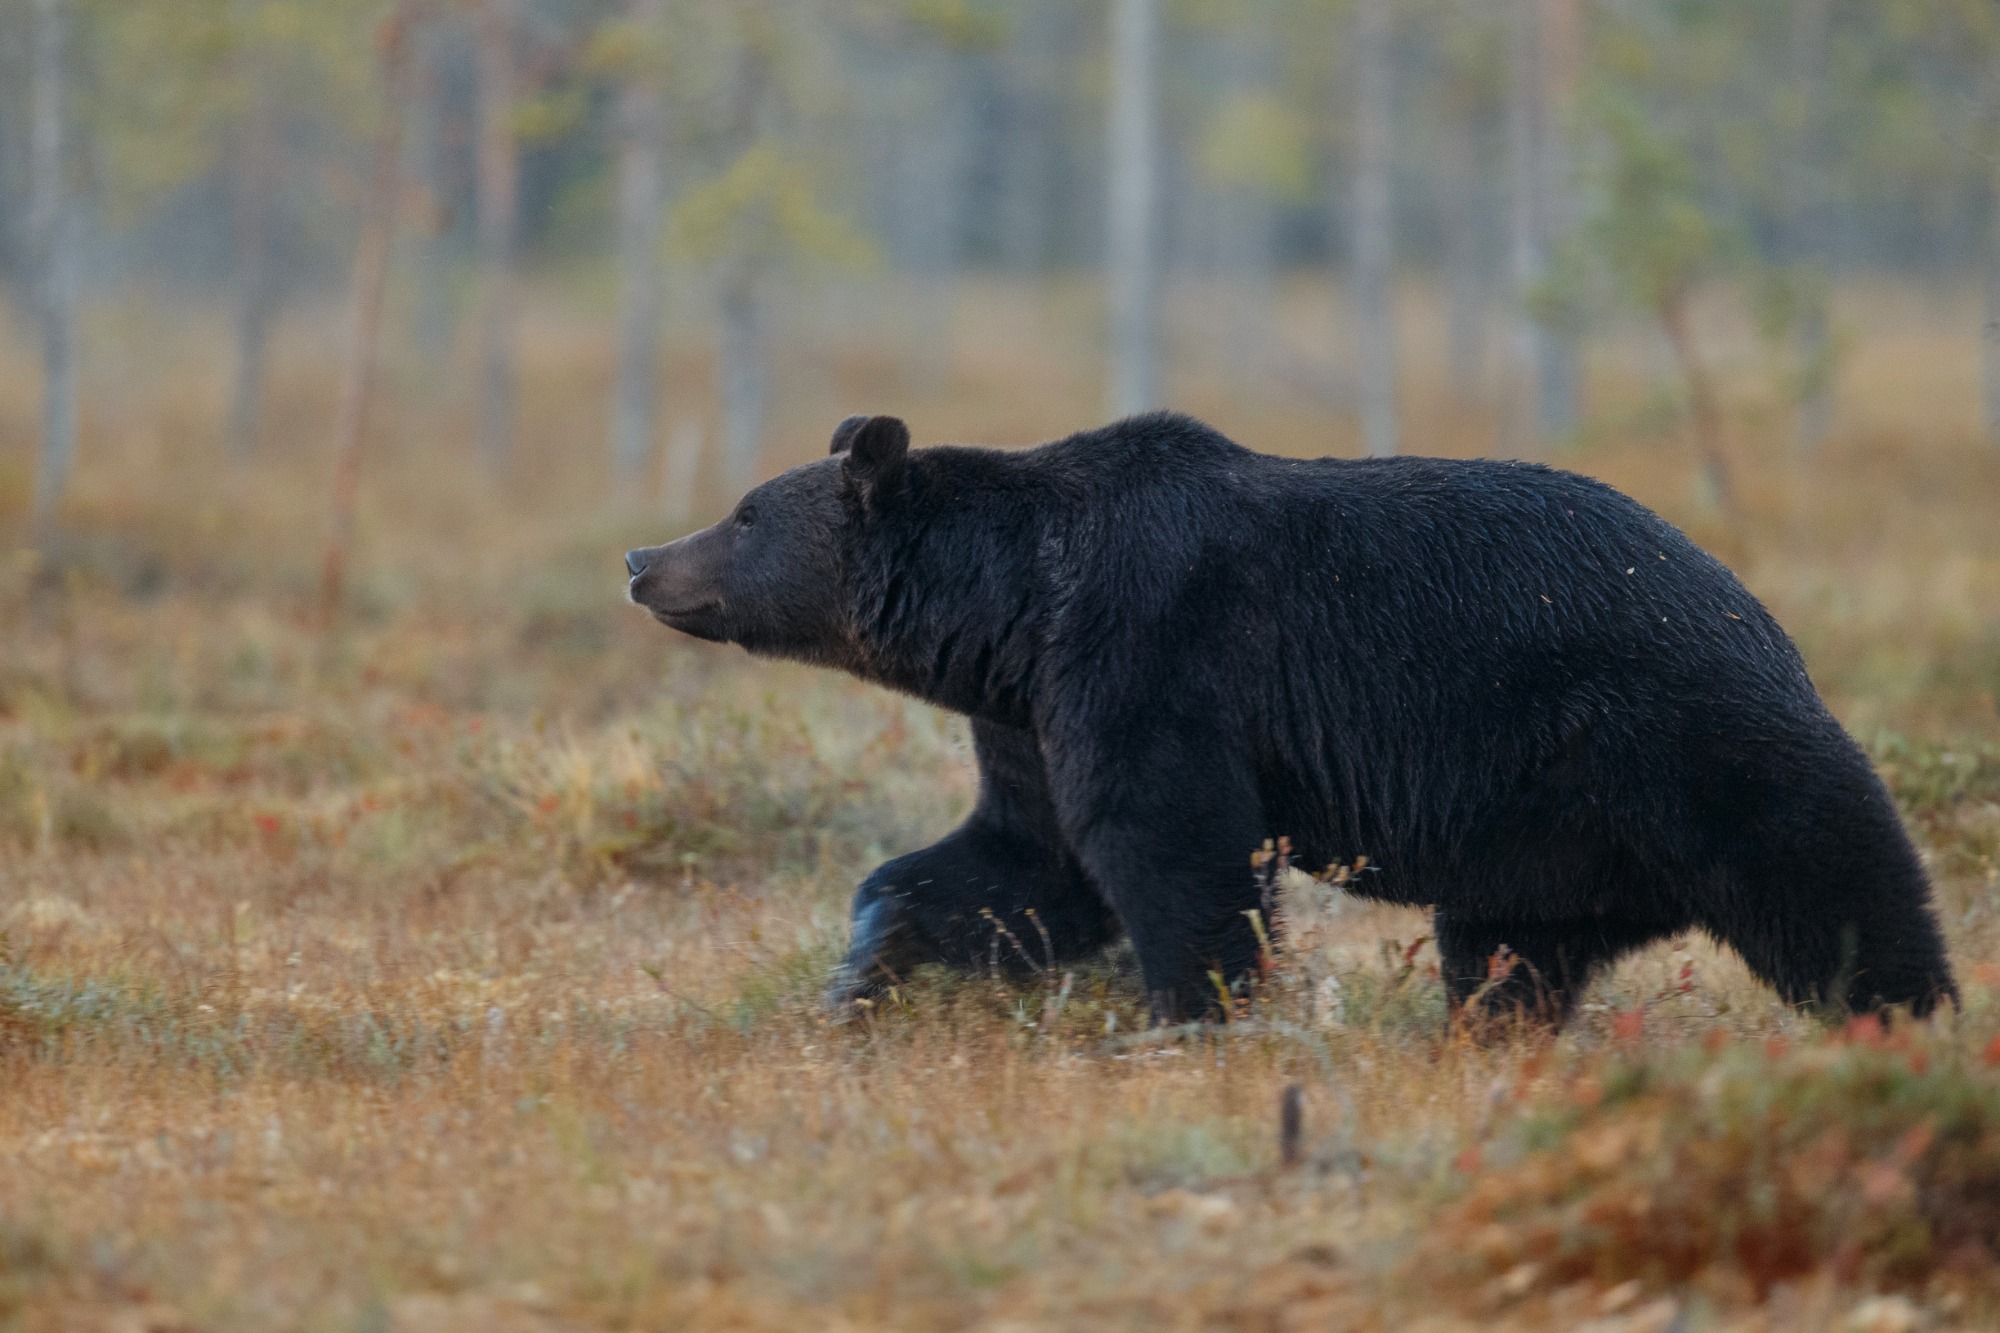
229,54,281,466
611,0,667,486
409,20,456,368
31,0,78,532
1790,0,1833,451
1533,0,1581,443
1504,0,1544,456
1443,102,1485,403
1354,0,1397,458
1105,0,1160,419
995,3,1055,276
660,417,702,526
322,10,414,627
1658,291,1735,521
1984,46,2000,448
1218,191,1275,385
717,269,767,498
894,50,965,392
1987,156,2000,447
474,0,519,473
1216,10,1277,388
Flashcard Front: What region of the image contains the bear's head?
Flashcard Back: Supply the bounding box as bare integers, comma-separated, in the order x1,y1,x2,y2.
624,414,909,663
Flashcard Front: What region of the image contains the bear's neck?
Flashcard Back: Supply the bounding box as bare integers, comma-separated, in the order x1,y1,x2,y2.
846,473,1045,727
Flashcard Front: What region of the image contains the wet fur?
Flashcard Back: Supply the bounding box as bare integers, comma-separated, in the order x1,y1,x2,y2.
630,412,1957,1024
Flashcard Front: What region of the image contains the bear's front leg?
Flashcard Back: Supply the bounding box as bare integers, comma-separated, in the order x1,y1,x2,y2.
1044,727,1268,1024
827,720,1118,1010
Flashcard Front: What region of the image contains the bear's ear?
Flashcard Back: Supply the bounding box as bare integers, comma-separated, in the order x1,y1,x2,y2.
837,415,910,499
828,415,870,456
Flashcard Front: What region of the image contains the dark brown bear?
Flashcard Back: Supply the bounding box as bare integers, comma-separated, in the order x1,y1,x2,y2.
626,412,1956,1025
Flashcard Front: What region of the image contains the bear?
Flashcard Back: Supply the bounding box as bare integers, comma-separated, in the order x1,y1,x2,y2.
625,411,1957,1026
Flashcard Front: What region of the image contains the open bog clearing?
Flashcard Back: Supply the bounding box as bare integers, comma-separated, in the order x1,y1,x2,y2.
3,291,2000,1331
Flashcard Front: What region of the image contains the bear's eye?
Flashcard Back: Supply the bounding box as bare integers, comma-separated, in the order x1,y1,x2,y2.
735,505,757,529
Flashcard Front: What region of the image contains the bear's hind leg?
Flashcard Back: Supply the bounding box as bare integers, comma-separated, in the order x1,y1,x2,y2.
1693,749,1957,1018
1436,910,1678,1030
1703,855,1956,1018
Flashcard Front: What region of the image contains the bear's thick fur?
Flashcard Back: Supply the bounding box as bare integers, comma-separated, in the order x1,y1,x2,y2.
626,412,1956,1023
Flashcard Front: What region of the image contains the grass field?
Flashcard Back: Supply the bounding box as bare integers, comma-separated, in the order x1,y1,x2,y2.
2,279,1999,1330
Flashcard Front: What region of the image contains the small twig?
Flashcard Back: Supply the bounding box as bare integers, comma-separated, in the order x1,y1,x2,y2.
1023,907,1057,975
980,908,1044,976
638,962,719,1022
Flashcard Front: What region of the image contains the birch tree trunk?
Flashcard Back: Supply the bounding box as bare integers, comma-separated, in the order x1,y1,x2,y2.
409,21,456,369
889,49,968,391
1216,190,1275,387
717,267,767,498
1505,0,1583,452
229,53,281,466
1987,147,2000,447
994,2,1057,276
1789,0,1833,452
1354,0,1398,458
1984,42,2000,449
1105,0,1160,420
1215,11,1277,388
31,0,78,530
660,417,702,527
1533,0,1580,444
474,0,519,473
1504,0,1544,456
1442,102,1485,404
611,0,668,487
322,11,413,627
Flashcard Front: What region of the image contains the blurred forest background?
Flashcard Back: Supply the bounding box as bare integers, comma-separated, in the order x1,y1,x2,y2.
5,0,2000,541
4,2,2000,1329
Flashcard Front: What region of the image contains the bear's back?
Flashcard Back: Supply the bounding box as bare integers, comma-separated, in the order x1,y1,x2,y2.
1022,413,1719,600
1007,413,1810,714
1024,413,1672,549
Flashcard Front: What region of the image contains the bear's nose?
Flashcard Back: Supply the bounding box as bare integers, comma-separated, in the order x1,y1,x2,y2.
625,549,649,579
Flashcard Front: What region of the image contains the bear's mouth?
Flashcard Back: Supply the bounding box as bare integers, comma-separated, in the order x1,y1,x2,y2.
649,601,726,641
648,599,717,619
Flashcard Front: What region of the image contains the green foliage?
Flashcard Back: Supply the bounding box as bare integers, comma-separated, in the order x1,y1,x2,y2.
901,0,1009,51
669,141,876,273
1195,91,1313,201
514,86,591,146
75,0,386,224
75,0,236,219
584,11,673,83
1873,734,2000,817
1567,91,1733,321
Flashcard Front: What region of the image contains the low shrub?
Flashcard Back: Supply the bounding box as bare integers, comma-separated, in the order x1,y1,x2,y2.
1414,1024,2000,1306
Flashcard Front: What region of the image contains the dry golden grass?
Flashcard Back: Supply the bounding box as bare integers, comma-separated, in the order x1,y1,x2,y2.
0,277,1997,1330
